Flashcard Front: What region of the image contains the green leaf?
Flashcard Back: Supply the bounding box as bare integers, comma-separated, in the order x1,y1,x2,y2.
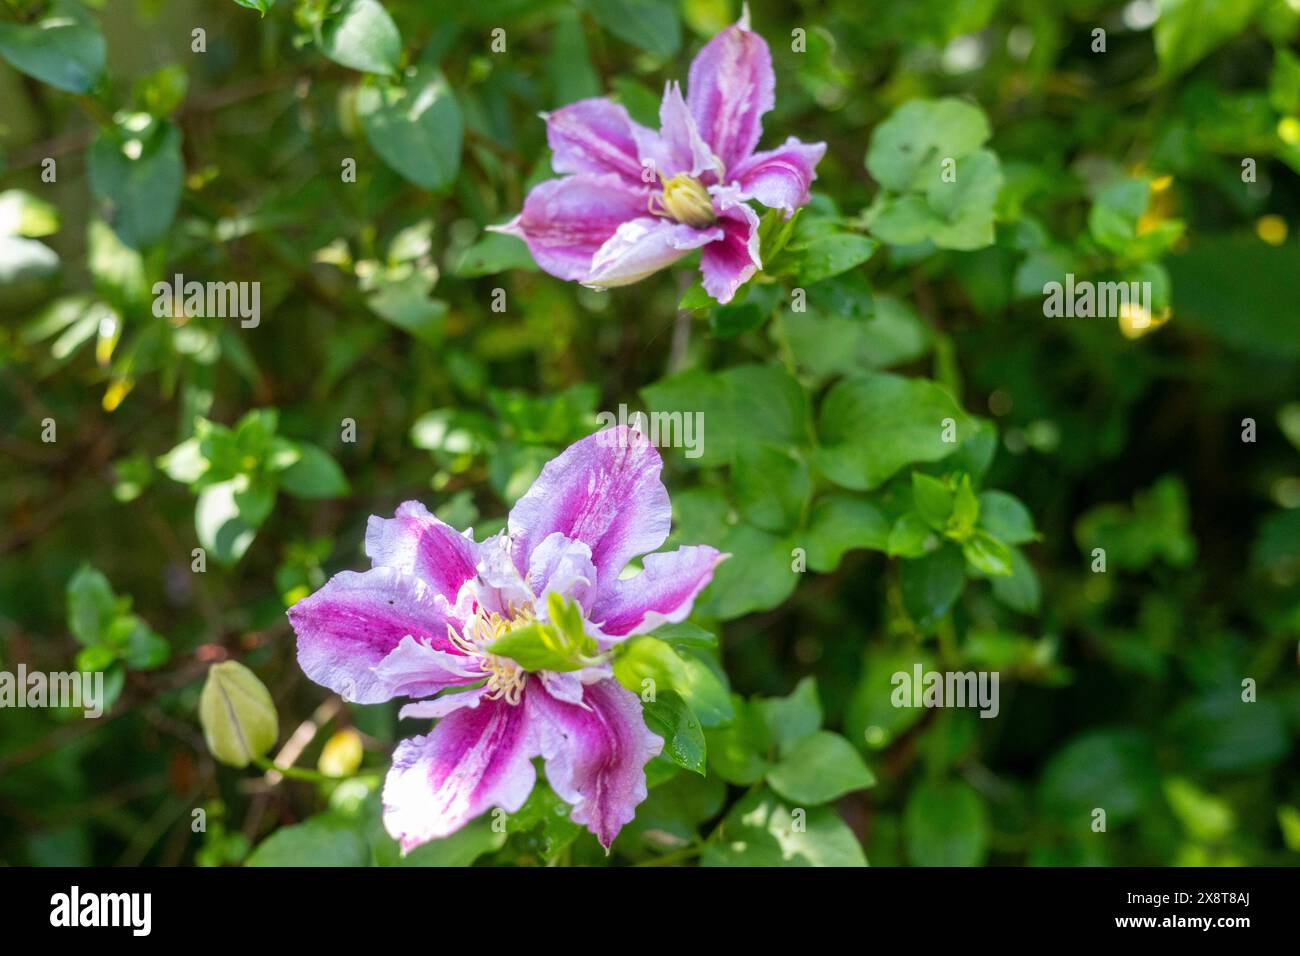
785,294,931,380
977,490,1037,544
990,546,1040,614
316,0,402,76
705,695,772,785
1154,0,1265,78
911,472,954,531
358,66,463,191
816,372,970,491
196,476,271,565
1038,730,1159,825
66,564,116,646
767,731,876,805
887,510,934,558
733,443,810,533
0,189,59,238
452,232,537,277
0,1,106,94
756,677,823,752
366,271,446,345
643,363,808,465
501,783,579,862
643,690,706,775
804,495,889,572
962,530,1014,576
866,97,991,192
1168,236,1300,359
246,814,369,866
787,232,878,283
233,0,275,15
586,0,681,58
900,544,965,628
377,815,507,866
612,635,690,695
903,778,989,866
650,621,717,653
703,788,867,866
88,118,184,250
120,617,169,670
279,442,350,499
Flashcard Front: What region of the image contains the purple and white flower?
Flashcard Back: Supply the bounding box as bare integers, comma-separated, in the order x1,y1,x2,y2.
287,426,726,851
492,7,826,304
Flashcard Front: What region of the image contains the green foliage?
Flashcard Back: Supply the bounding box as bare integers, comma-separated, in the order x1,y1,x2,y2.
3,0,1298,870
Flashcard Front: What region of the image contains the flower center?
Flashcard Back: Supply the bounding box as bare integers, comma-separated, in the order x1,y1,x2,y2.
446,605,533,706
654,173,716,228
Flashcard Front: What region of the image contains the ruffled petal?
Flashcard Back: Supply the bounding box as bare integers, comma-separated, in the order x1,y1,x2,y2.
590,545,727,638
365,501,478,603
399,684,489,721
731,137,826,216
288,568,463,704
699,194,761,304
382,695,536,852
585,215,721,290
372,635,482,700
527,677,662,849
508,427,671,588
634,81,719,181
525,532,598,610
488,173,648,281
686,11,775,175
546,98,652,184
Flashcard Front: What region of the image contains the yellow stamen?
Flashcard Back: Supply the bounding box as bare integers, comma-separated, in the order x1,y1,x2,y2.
658,173,716,228
445,605,535,706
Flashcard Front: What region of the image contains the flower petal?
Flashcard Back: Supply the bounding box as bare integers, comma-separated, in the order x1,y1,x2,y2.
527,677,663,849
383,696,537,852
634,81,719,181
365,501,478,602
546,98,652,184
288,568,463,704
731,137,827,216
591,545,728,638
699,195,761,304
585,215,721,289
372,635,482,700
525,532,598,609
488,174,648,281
687,12,775,174
399,684,489,721
508,427,671,588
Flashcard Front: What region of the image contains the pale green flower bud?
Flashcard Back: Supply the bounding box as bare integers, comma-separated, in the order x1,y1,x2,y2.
199,661,279,768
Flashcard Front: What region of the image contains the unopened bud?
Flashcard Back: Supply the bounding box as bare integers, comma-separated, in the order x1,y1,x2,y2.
199,661,278,768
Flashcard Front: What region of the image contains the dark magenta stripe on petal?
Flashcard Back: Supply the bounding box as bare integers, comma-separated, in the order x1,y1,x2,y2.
590,545,726,637
528,678,662,849
365,500,479,603
546,98,651,184
686,16,775,176
508,427,671,591
382,695,537,852
288,567,460,704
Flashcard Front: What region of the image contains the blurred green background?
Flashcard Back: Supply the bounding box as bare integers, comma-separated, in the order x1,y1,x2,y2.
1,0,1298,866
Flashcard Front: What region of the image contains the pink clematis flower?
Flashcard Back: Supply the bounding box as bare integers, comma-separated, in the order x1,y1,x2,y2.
287,427,726,851
491,7,826,304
